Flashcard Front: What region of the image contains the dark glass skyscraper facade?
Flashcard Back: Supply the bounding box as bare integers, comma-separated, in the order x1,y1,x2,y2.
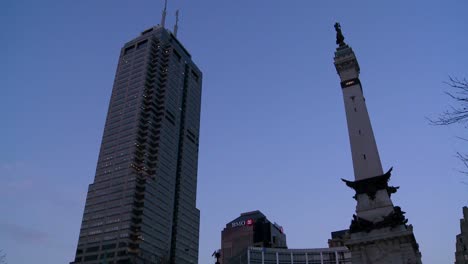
71,25,202,264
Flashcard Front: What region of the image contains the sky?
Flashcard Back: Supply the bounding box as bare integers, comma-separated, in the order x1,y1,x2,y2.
1,0,467,263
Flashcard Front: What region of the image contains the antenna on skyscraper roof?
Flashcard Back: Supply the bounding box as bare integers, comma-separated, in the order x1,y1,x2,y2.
161,0,168,28
174,10,179,37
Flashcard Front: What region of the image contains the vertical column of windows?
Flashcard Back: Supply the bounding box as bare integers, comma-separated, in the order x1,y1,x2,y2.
127,38,173,261
169,59,193,264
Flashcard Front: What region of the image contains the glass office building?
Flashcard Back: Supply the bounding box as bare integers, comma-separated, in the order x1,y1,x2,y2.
70,25,202,264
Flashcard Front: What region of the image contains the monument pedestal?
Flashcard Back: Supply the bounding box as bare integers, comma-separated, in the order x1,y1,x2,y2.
341,169,423,264
345,225,422,264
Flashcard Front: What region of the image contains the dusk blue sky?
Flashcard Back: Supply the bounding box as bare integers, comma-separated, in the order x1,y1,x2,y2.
1,0,467,263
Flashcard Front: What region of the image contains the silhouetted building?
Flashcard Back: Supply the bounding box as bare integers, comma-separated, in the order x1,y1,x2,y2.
328,230,348,248
221,211,287,264
455,206,468,264
70,24,202,264
228,247,351,264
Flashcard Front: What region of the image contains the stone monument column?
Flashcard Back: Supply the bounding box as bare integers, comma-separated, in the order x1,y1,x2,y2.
333,23,423,264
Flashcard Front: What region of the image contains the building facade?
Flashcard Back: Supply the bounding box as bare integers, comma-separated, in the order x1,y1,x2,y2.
222,211,287,264
455,206,468,264
71,25,202,264
227,247,351,264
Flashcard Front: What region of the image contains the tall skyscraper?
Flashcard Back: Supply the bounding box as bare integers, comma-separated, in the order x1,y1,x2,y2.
70,13,202,264
333,23,422,263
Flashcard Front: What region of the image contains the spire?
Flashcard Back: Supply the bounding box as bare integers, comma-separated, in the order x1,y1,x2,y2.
174,9,179,37
161,0,168,28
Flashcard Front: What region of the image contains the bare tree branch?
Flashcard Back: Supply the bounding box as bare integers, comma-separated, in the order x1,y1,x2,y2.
455,136,468,142
456,152,468,172
429,77,468,176
429,77,468,127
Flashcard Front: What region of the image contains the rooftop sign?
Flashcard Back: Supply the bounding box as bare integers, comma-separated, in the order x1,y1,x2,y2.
231,218,254,228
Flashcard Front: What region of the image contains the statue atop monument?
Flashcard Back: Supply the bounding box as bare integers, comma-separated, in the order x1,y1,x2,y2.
334,22,346,46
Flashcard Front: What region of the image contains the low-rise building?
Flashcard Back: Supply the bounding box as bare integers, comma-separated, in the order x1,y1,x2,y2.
227,247,351,264
327,230,348,248
221,211,287,263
